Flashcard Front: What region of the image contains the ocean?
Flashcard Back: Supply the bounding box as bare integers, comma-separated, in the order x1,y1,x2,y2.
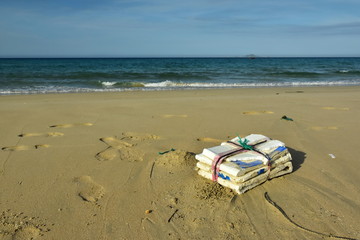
0,57,360,95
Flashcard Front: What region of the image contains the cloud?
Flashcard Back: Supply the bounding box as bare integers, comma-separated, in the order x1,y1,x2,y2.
317,21,360,35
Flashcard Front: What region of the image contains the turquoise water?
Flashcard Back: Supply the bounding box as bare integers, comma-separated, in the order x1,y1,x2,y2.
0,57,360,95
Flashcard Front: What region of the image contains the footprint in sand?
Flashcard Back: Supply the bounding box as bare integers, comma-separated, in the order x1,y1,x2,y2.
74,176,105,203
35,144,50,149
49,123,93,128
162,114,188,118
2,144,50,151
95,147,119,161
2,145,32,151
322,107,350,111
96,136,142,162
18,132,64,137
196,137,224,143
96,133,160,162
100,137,134,149
242,111,274,115
121,132,161,141
310,126,338,131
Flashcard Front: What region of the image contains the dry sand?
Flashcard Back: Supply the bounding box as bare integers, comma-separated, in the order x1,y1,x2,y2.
0,86,359,240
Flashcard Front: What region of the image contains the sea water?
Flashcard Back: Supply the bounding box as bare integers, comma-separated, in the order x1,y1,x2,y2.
0,57,360,95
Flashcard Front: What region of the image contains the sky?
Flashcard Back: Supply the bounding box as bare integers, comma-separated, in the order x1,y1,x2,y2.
0,0,360,57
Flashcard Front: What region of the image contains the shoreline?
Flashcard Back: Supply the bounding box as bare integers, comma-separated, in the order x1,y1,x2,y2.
2,84,360,97
1,85,359,239
1,84,360,97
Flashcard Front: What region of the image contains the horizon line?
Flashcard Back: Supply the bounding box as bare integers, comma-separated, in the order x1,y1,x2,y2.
1,55,360,59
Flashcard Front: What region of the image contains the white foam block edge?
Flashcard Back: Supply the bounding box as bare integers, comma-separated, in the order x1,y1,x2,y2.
195,153,292,177
197,169,268,194
196,161,268,183
197,162,293,194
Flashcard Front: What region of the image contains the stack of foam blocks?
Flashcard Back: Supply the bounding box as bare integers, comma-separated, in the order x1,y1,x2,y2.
195,134,293,194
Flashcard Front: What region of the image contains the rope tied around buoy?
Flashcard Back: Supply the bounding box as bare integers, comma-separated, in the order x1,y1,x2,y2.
237,136,253,150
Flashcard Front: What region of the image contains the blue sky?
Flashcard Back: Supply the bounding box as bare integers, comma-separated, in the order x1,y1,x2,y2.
1,0,360,57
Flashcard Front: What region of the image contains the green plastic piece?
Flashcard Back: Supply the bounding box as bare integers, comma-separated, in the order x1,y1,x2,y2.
281,115,294,121
158,148,176,155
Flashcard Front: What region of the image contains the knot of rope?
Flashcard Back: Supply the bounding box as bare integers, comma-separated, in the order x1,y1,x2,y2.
237,136,253,150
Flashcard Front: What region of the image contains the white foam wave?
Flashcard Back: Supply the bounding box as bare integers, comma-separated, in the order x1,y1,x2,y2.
143,80,360,88
1,80,359,95
101,81,117,86
144,80,174,87
144,81,245,88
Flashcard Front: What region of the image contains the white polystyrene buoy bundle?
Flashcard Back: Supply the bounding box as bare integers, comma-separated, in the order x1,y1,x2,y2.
195,134,293,194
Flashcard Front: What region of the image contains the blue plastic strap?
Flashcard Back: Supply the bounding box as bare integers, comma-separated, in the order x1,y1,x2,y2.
218,172,231,180
232,160,263,168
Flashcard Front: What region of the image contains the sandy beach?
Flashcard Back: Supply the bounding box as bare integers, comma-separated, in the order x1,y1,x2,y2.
1,86,359,240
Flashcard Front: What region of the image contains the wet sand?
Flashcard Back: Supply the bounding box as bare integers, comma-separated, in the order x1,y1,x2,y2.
1,86,359,239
